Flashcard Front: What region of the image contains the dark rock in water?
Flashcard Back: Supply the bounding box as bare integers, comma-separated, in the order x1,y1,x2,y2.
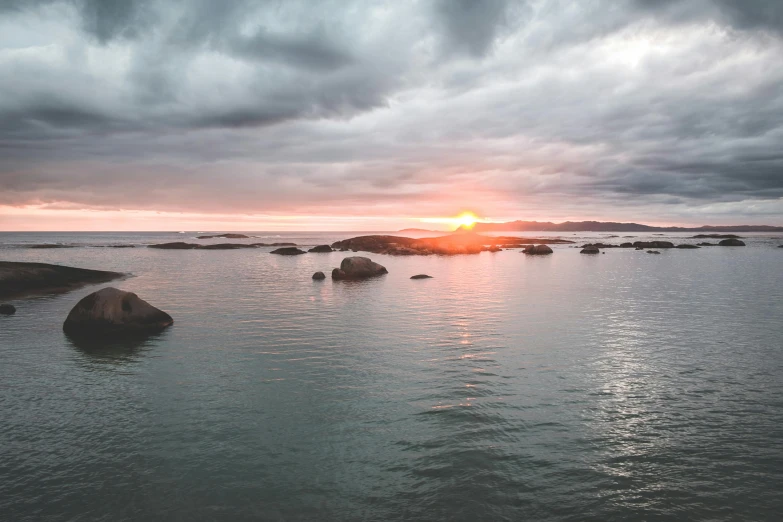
411,274,433,279
635,246,644,250
0,303,15,315
779,245,783,248
63,287,173,338
580,246,600,254
693,234,741,239
647,250,661,254
633,241,674,249
197,233,250,239
28,244,75,249
719,238,745,246
581,243,617,249
524,244,553,255
312,271,326,280
332,257,388,280
270,247,307,255
0,261,124,299
487,246,502,252
200,243,257,250
308,245,334,253
271,242,297,247
108,245,136,248
697,242,716,246
676,244,700,249
620,242,634,248
149,242,200,249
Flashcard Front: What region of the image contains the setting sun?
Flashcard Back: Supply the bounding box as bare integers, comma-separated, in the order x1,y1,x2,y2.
455,212,479,229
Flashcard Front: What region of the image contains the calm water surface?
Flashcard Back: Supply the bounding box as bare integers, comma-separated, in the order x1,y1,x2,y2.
1,231,783,521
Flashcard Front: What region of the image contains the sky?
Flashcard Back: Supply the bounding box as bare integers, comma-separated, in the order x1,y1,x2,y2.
1,0,782,231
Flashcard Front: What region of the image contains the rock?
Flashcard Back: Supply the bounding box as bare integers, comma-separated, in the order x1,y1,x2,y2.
524,245,553,255
200,243,257,250
312,271,326,280
270,247,307,255
331,257,388,280
676,244,700,249
270,243,297,247
196,233,249,239
779,245,783,248
635,247,644,250
697,242,716,246
0,304,15,315
581,243,617,249
308,245,334,253
0,262,125,299
620,242,634,248
719,238,745,246
647,250,661,254
693,234,741,239
410,274,433,279
633,241,674,249
28,244,75,249
62,288,173,338
580,246,600,254
487,246,502,252
148,242,200,249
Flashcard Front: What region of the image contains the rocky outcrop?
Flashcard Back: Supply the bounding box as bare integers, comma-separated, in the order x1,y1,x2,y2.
196,233,250,239
676,244,700,249
251,242,297,247
312,271,326,280
63,287,172,338
0,304,15,315
149,242,201,249
28,244,75,249
524,245,553,255
330,233,573,256
580,246,600,254
719,238,746,246
697,242,716,246
647,250,661,254
0,262,125,299
410,274,433,279
693,234,741,239
331,257,388,280
270,247,307,255
633,241,674,249
620,242,634,248
308,245,334,253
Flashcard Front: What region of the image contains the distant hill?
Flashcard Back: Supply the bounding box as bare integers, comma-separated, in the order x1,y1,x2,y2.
461,221,783,233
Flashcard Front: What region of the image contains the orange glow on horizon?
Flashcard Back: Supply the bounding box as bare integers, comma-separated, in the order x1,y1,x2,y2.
420,211,481,230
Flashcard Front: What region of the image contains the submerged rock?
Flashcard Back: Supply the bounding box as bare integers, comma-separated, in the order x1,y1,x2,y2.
28,244,75,249
308,245,334,253
697,242,716,246
676,244,700,249
0,303,16,315
63,287,173,338
524,245,553,255
331,257,388,280
647,250,661,254
200,243,257,250
580,246,600,254
410,274,433,279
719,238,746,246
312,271,326,280
270,247,307,255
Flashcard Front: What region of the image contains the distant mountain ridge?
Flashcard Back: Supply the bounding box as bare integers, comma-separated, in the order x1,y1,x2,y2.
462,220,783,233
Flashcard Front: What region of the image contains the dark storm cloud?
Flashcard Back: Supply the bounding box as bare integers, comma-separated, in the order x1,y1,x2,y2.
1,0,782,223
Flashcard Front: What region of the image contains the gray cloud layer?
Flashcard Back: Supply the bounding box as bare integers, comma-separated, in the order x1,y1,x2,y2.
1,0,782,224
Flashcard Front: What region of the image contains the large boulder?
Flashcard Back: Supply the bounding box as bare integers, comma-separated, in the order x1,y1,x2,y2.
0,303,15,315
580,246,600,254
308,245,334,253
331,257,388,280
63,287,173,338
524,244,553,255
270,247,307,255
719,238,745,246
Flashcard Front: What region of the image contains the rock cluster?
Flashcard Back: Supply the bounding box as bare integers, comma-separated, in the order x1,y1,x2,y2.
524,245,553,255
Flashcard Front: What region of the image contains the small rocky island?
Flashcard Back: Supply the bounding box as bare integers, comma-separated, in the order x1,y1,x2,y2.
332,257,388,280
331,232,573,256
0,262,125,299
